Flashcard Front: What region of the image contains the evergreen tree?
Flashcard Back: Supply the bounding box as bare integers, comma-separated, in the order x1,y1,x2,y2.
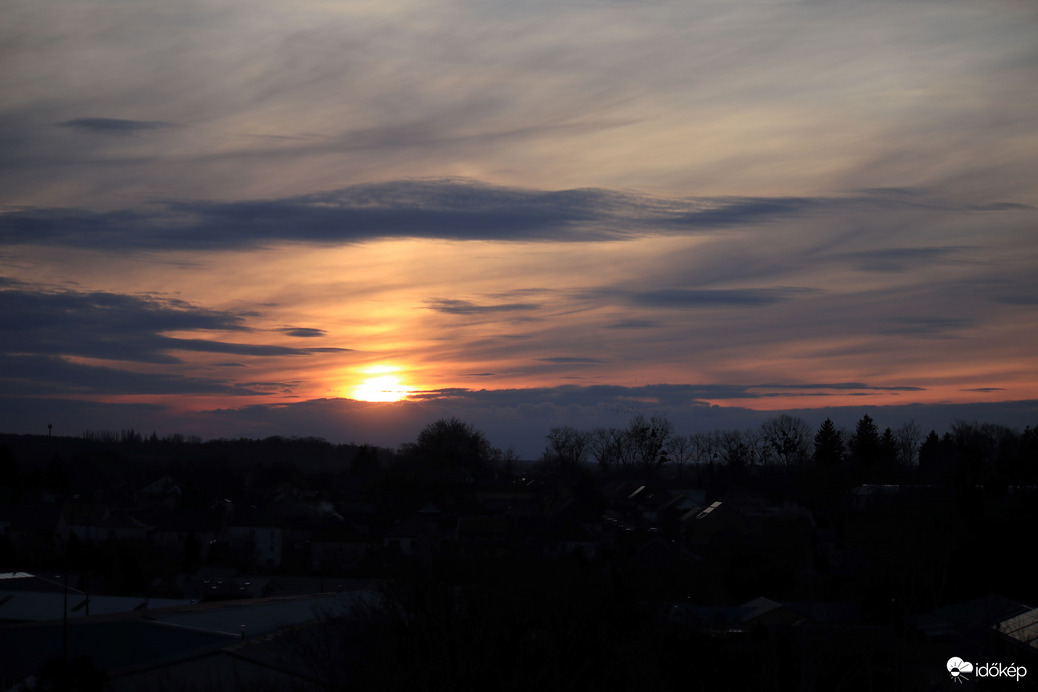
849,414,881,470
813,418,844,467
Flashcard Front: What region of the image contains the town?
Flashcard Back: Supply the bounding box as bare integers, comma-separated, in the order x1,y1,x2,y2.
1,414,1036,690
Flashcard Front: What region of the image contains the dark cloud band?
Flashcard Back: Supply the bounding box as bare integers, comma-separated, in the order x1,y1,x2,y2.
3,180,1016,252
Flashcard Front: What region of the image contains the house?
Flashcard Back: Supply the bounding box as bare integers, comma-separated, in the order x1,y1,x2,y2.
738,596,805,631
475,488,539,517
142,508,215,564
0,592,374,691
0,505,63,564
61,504,152,544
455,515,512,557
684,501,743,549
994,606,1038,655
382,517,423,557
135,474,182,510
544,520,598,560
310,523,372,573
226,522,284,569
0,571,189,622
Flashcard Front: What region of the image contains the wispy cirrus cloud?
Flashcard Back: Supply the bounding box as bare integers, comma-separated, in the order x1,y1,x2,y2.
425,298,542,316
58,117,175,134
627,286,817,309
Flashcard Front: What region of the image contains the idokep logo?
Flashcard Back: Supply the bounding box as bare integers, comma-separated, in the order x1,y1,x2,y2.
948,658,974,683
947,657,1028,684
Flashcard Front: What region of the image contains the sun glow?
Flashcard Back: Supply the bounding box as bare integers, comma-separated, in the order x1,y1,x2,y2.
350,366,413,402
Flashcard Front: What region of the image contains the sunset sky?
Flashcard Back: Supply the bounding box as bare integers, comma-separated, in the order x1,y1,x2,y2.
2,0,1037,456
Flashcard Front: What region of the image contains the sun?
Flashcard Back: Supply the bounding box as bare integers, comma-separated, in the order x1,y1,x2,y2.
350,367,413,402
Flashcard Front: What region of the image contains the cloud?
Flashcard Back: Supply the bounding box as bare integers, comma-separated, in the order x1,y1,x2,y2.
425,298,542,315
278,327,327,338
605,319,660,329
0,354,258,396
0,282,348,365
4,181,1020,252
627,286,817,309
751,383,925,393
58,117,174,133
835,246,975,273
879,317,973,337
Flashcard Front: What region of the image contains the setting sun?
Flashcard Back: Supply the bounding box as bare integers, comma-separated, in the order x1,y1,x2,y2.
350,366,413,402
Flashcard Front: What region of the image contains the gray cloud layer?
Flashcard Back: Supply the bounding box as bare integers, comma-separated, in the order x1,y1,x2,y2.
0,180,1027,251
0,282,349,396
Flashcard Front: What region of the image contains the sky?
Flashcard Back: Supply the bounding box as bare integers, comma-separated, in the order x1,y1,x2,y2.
2,0,1037,457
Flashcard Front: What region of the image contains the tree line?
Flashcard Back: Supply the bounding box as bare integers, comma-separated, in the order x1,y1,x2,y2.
541,413,1038,485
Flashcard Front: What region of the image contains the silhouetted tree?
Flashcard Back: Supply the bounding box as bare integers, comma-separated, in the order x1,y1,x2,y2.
918,430,948,480
813,418,844,467
761,414,812,468
626,414,673,471
545,425,590,470
589,426,634,471
400,417,496,482
350,444,381,478
895,419,922,467
714,429,749,470
849,414,881,474
665,434,695,469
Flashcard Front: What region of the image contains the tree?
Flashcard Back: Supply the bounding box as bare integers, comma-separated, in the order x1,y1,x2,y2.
350,444,381,478
895,419,922,467
665,434,695,469
743,427,771,467
918,430,947,480
880,427,898,466
849,414,881,471
813,418,844,467
714,429,749,470
545,426,590,469
625,414,673,471
688,432,716,467
761,415,812,469
400,417,496,481
588,427,630,470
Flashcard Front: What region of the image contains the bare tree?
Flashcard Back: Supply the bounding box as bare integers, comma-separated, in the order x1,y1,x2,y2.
626,414,673,471
688,432,716,467
545,426,590,468
589,427,630,469
666,434,695,468
743,427,772,467
760,414,812,468
714,429,749,469
895,419,922,467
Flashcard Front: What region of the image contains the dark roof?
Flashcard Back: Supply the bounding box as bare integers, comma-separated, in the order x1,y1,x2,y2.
0,618,232,680
64,504,150,530
0,571,76,595
0,505,62,532
995,607,1038,650
456,515,512,537
909,594,1031,637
